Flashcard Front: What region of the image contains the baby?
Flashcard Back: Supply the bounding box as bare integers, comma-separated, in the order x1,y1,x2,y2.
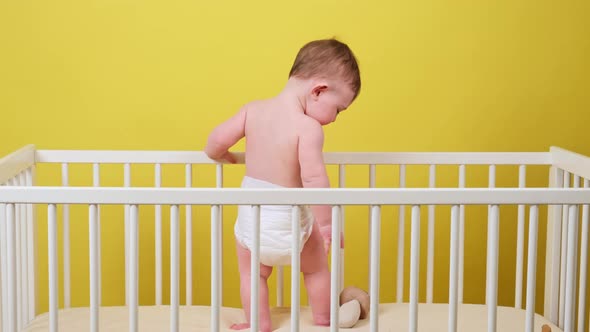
205,38,362,331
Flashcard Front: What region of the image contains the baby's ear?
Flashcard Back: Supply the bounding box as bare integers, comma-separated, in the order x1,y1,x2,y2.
311,84,328,99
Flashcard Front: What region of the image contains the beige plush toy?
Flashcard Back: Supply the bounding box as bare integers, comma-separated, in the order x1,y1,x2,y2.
338,286,370,328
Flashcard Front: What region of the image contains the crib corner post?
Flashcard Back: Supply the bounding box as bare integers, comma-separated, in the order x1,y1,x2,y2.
544,165,563,323
26,165,38,321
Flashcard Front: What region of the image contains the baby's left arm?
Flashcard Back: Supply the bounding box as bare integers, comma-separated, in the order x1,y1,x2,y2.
204,106,247,163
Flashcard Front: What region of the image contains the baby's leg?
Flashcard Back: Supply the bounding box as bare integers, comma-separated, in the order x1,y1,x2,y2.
231,239,273,332
300,223,331,326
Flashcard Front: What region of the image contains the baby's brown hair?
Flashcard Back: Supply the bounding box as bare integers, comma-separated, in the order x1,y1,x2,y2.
289,38,361,100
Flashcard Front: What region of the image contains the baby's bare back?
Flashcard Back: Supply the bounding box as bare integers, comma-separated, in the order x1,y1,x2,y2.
243,99,312,188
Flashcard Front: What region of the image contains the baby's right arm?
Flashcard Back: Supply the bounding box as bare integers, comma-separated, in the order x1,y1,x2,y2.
298,119,330,213
298,119,339,252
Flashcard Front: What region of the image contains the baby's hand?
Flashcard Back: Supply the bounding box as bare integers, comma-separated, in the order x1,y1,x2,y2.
319,225,345,255
212,151,237,164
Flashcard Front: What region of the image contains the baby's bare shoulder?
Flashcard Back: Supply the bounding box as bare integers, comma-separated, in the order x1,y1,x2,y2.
240,100,258,113
295,114,323,136
243,99,270,110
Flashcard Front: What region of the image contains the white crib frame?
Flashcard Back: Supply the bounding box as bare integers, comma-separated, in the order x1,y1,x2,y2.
0,145,589,332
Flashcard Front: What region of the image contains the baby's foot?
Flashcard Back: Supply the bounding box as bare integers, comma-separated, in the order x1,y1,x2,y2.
230,323,250,330
230,322,272,332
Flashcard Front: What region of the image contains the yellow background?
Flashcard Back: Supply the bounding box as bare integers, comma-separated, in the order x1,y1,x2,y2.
1,0,589,321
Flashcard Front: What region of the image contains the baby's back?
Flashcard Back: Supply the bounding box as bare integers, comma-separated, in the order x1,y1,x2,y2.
244,100,305,188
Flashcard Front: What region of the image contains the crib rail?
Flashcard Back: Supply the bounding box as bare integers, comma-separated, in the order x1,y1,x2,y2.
1,146,590,332
551,147,590,180
0,146,35,185
36,149,552,165
1,186,590,205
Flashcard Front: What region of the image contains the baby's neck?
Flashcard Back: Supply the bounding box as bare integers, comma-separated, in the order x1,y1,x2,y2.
276,78,308,113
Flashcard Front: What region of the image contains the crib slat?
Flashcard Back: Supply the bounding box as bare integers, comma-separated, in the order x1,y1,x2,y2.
277,227,284,312
448,205,460,332
48,204,58,332
572,177,580,328
185,164,193,307
129,205,139,332
277,177,284,308
515,165,526,309
489,165,496,188
487,164,496,242
564,205,578,332
427,164,436,304
93,164,102,307
409,205,420,332
170,205,180,332
250,205,261,332
216,164,223,305
26,167,36,321
330,205,342,332
487,165,497,332
369,205,381,332
124,163,131,307
573,175,581,189
276,266,284,307
338,165,345,293
291,206,301,332
154,164,162,306
368,164,375,293
216,164,223,188
21,176,28,327
486,204,499,332
89,204,99,332
14,173,26,329
14,181,21,329
62,163,71,309
7,204,16,332
524,205,539,332
276,172,284,307
19,173,28,327
559,171,571,328
210,205,221,332
577,179,589,332
1,200,8,332
458,165,465,304
397,165,406,303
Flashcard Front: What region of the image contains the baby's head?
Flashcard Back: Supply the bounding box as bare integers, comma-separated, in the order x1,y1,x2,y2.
289,38,361,99
289,39,361,125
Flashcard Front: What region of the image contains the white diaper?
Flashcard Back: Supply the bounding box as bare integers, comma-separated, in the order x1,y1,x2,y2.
234,176,314,266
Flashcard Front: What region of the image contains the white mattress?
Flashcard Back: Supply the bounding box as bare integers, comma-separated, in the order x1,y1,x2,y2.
23,303,561,332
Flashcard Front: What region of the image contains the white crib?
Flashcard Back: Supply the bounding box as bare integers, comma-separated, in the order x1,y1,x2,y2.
0,145,589,332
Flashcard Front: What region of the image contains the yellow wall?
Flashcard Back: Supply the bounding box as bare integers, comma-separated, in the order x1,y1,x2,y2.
1,0,589,317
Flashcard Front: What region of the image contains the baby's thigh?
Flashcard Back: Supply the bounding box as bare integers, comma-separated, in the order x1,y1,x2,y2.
300,223,328,274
